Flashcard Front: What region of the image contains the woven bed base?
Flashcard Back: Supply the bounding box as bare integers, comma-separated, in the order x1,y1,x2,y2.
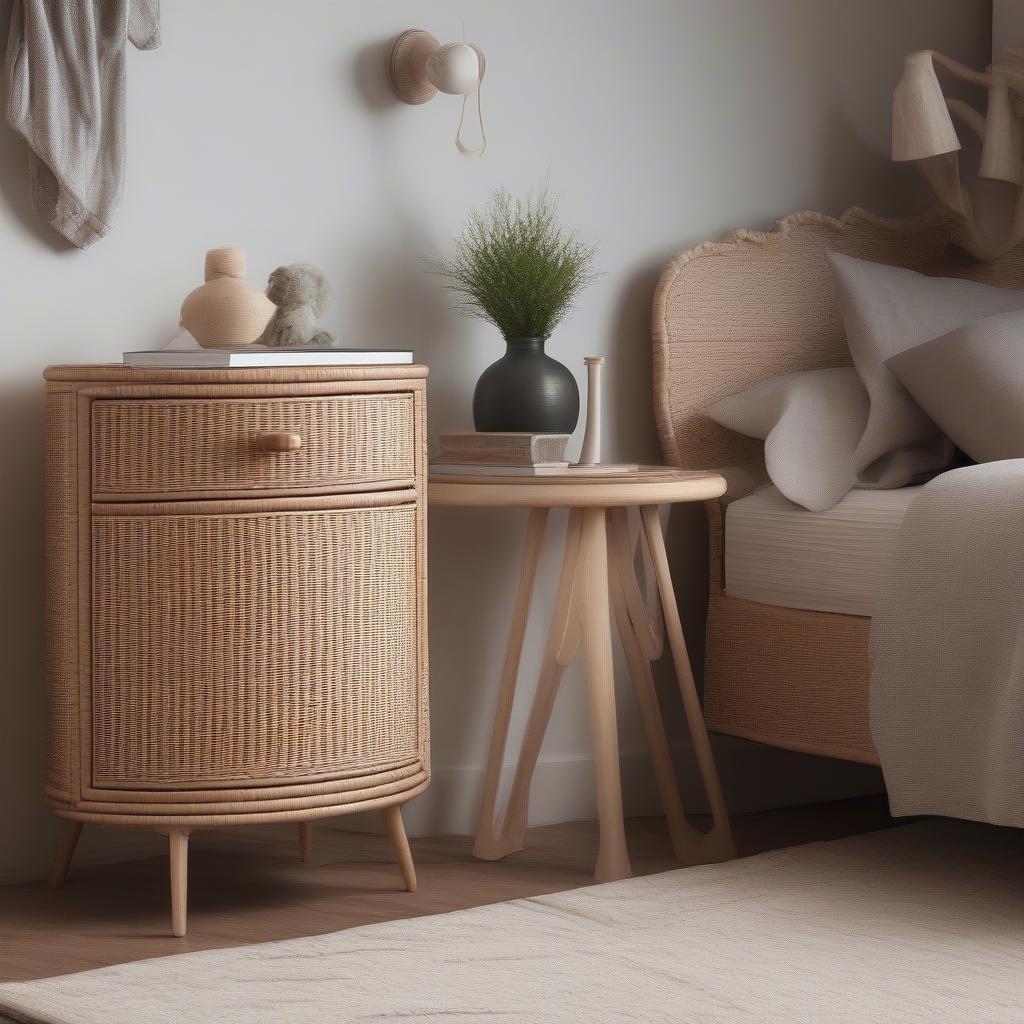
704,592,876,764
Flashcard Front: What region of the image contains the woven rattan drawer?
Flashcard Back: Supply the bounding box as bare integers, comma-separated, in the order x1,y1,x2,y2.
89,503,421,789
90,395,415,498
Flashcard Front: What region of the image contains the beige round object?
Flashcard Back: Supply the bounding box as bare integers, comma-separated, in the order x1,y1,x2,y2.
390,29,440,104
180,245,274,349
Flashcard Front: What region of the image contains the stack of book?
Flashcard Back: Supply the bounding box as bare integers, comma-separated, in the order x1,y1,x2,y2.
430,431,572,476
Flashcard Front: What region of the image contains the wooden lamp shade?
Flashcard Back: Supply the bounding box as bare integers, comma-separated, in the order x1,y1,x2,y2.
979,83,1022,186
891,52,961,162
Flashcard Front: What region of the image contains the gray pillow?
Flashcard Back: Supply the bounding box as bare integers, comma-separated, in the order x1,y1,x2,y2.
707,368,868,511
886,308,1024,464
707,367,950,511
828,253,1024,474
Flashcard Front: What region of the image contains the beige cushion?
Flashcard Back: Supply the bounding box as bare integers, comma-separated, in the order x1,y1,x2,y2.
886,309,1024,463
828,252,1024,474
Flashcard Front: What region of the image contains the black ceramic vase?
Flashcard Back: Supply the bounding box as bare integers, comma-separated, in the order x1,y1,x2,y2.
472,337,580,433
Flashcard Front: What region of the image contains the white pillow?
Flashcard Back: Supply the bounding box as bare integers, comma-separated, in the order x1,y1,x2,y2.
886,308,1024,464
828,252,1024,473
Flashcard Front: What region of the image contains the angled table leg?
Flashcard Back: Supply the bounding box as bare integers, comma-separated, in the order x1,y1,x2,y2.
48,820,83,890
472,508,549,859
474,510,582,861
640,505,735,863
298,821,313,863
382,803,417,892
608,508,691,861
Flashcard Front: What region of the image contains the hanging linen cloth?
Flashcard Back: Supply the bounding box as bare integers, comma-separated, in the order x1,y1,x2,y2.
4,0,160,248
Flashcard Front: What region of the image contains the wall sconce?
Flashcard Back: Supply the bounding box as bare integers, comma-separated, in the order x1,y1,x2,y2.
892,48,1024,259
389,29,486,158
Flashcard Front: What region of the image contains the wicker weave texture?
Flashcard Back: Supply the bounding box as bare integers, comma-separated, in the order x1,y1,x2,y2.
90,504,419,787
704,593,876,764
91,394,414,497
651,208,961,481
44,390,78,800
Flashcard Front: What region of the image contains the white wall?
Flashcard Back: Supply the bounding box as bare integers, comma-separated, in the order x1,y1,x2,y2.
0,0,990,881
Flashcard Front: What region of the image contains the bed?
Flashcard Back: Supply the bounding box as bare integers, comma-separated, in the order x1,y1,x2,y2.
652,206,1024,765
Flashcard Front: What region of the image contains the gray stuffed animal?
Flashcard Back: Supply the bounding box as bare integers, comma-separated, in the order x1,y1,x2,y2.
258,263,335,347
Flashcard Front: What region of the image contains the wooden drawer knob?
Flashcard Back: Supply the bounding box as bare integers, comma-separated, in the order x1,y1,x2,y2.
256,431,302,453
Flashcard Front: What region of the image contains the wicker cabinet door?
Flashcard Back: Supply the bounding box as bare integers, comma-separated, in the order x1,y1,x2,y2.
90,504,421,789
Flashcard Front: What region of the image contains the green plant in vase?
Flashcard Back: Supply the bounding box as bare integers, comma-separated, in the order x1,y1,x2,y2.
432,186,597,433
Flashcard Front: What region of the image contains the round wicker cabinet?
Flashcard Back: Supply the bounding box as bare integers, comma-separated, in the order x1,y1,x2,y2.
43,364,430,935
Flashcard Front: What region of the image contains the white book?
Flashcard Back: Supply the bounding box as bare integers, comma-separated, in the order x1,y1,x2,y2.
429,463,638,477
430,463,571,476
124,346,413,368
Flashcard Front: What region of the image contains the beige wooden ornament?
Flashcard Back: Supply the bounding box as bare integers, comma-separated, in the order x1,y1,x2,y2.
179,246,275,349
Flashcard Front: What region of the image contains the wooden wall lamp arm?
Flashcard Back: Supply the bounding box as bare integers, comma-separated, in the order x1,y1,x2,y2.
926,49,993,91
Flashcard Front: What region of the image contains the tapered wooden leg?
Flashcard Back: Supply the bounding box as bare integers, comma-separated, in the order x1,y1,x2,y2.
641,505,735,863
609,508,696,863
382,804,416,892
578,507,631,883
48,821,83,890
298,822,313,863
168,829,190,937
472,508,549,858
476,511,584,860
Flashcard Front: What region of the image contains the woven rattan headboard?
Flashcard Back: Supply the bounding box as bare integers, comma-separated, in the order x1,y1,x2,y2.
651,206,1024,482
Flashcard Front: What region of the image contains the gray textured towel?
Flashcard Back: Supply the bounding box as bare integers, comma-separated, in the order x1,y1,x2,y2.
4,0,160,248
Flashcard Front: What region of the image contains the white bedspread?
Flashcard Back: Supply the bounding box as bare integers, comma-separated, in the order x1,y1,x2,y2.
870,461,1024,826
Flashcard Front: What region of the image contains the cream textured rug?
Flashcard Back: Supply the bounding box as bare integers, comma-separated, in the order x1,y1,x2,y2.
1,820,1022,1024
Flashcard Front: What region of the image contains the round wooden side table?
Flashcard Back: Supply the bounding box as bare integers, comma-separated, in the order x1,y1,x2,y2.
429,466,735,883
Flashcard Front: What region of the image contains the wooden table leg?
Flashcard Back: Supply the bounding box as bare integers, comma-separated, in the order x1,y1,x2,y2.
608,508,691,861
382,804,417,892
168,828,190,937
577,507,632,883
298,821,313,863
640,505,735,863
48,820,83,890
473,508,548,859
475,510,582,860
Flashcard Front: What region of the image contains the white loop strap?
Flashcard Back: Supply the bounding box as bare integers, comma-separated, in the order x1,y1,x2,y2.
456,80,486,158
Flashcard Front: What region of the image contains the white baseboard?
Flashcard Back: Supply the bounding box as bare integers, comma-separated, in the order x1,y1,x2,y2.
0,738,883,883
328,736,885,838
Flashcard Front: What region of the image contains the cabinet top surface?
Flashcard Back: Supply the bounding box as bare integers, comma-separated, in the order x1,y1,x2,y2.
44,363,429,384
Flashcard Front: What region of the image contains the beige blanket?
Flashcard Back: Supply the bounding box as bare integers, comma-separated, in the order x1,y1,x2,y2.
1,821,1023,1023
870,461,1024,826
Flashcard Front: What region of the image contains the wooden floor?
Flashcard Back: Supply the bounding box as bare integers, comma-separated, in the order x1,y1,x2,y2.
0,796,897,982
